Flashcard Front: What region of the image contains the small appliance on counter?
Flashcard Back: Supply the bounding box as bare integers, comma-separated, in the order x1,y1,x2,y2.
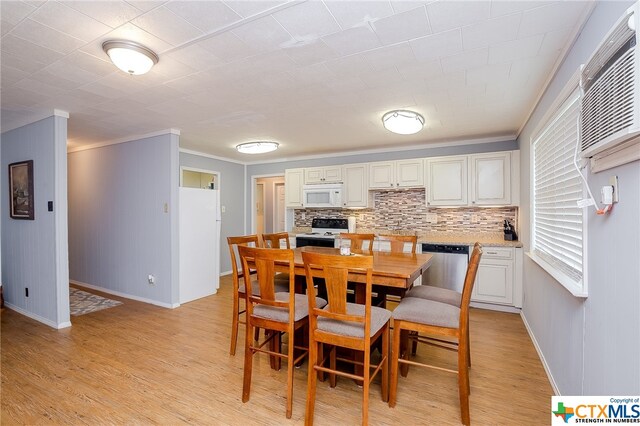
503,220,518,241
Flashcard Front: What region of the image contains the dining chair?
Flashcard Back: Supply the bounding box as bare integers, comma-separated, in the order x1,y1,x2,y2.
404,242,480,363
338,233,375,254
375,234,418,307
302,251,391,426
227,235,288,356
238,245,326,419
261,232,292,284
388,244,482,426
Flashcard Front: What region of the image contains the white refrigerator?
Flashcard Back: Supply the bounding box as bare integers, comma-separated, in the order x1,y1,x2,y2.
179,187,221,304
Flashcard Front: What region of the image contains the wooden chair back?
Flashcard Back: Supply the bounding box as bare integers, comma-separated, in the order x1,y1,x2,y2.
303,251,374,343
238,246,295,312
378,234,418,253
459,243,482,327
261,232,290,249
227,235,260,293
339,233,375,255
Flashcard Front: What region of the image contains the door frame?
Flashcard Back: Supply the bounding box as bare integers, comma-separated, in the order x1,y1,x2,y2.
250,173,285,235
273,182,286,233
255,182,265,235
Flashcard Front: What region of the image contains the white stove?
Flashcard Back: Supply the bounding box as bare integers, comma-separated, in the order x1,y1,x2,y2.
296,218,349,247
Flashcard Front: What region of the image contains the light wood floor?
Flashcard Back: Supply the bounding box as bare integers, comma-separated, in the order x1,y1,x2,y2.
1,276,552,425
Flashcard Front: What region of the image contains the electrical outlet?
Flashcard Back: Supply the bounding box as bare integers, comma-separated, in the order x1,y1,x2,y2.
221,206,226,213
426,213,437,224
301,212,305,220
471,214,479,223
148,274,155,285
163,203,168,213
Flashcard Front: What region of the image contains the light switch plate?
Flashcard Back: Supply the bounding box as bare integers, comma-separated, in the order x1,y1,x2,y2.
426,213,437,224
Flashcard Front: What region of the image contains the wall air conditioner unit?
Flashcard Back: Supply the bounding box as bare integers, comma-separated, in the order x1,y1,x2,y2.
580,1,640,158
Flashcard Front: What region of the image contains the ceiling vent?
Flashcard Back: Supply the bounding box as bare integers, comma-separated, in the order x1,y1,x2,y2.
580,1,640,158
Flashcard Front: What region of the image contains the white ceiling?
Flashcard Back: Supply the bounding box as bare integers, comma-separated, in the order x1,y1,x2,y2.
1,0,592,161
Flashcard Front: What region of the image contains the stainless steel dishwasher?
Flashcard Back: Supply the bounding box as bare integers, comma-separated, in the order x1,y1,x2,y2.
421,244,470,293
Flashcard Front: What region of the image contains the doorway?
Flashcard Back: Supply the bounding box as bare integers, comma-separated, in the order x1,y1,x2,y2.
253,175,285,234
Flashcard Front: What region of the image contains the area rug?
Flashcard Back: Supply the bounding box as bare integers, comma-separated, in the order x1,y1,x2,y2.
70,288,122,316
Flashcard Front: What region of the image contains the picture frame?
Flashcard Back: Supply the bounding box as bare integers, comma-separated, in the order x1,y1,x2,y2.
9,160,34,220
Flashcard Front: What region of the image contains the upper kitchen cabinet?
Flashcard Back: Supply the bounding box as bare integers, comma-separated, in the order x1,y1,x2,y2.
285,168,304,208
304,166,342,184
369,159,424,189
469,152,511,205
425,151,519,207
425,156,468,206
343,163,369,208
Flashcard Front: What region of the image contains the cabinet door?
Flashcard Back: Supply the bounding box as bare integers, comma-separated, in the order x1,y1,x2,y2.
426,156,468,206
471,258,513,305
396,159,424,187
323,166,342,183
343,164,369,207
285,168,304,208
369,161,395,189
470,152,511,205
304,167,325,184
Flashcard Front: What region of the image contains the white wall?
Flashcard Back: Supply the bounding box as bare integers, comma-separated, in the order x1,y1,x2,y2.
68,132,180,307
1,114,70,328
519,1,640,395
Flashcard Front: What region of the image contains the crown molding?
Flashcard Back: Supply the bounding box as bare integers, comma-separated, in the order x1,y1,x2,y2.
67,128,181,153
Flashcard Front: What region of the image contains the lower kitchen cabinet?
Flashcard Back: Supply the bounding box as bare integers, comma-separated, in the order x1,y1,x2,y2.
471,246,523,308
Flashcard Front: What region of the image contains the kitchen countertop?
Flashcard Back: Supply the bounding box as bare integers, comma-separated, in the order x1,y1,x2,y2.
290,228,522,248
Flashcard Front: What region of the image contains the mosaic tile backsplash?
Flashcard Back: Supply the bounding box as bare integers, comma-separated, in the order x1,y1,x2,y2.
294,188,517,234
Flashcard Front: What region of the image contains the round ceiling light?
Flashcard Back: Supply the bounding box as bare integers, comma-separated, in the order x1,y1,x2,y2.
102,40,159,75
236,141,279,154
382,110,425,135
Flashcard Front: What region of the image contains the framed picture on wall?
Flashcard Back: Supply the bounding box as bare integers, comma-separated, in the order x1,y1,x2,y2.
9,160,34,220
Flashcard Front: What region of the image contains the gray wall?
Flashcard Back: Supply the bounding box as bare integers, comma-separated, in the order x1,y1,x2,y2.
245,139,518,230
518,1,639,394
68,133,179,307
179,152,245,274
1,115,70,328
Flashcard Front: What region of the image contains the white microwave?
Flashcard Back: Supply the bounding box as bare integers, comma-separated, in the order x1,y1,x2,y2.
303,184,343,208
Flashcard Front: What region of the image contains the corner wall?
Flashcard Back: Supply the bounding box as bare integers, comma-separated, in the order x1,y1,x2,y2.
68,133,179,307
518,1,640,395
1,114,70,328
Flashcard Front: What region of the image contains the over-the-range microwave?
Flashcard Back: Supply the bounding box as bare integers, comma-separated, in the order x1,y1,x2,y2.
302,183,343,208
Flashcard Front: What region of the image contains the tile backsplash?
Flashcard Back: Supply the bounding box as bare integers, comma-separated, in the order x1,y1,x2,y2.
294,188,517,234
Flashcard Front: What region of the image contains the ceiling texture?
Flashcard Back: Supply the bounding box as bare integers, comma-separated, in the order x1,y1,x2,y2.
1,0,592,161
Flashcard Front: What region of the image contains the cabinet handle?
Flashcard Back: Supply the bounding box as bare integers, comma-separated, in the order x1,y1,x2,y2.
390,183,393,187
472,200,476,204
396,183,399,187
487,251,498,255
427,202,430,205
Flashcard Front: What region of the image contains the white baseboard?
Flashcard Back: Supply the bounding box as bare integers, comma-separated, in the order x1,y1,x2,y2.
220,270,232,277
5,303,71,329
70,280,180,309
520,311,560,395
470,301,521,313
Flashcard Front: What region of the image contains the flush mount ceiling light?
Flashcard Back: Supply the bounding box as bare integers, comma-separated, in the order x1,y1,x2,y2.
382,110,425,135
236,141,279,154
102,40,158,75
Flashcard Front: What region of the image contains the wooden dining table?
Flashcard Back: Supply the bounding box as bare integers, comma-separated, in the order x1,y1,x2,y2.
279,246,433,302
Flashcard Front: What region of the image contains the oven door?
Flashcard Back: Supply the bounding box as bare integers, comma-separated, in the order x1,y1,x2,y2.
295,237,336,248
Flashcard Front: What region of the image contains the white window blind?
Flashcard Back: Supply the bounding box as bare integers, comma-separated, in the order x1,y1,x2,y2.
532,90,584,287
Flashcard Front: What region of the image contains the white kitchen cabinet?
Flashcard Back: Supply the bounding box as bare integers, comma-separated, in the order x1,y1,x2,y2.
369,159,423,189
304,166,342,184
343,163,369,208
425,156,468,206
284,168,304,208
469,152,511,205
471,246,523,307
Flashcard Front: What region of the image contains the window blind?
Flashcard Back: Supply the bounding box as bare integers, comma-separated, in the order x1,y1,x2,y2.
532,91,583,284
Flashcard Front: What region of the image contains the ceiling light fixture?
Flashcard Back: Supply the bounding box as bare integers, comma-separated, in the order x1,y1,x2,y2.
102,40,159,75
382,110,425,135
236,141,279,154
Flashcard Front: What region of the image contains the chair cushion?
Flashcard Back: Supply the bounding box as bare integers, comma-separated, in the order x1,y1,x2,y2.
317,303,392,338
392,297,460,329
239,279,288,295
405,285,461,307
253,292,327,323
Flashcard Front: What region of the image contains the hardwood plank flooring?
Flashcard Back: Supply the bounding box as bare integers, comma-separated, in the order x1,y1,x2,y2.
1,277,552,425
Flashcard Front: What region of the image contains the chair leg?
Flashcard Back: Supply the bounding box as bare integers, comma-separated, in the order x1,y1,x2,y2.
230,293,240,355
318,343,325,382
275,332,282,371
254,327,260,342
389,321,402,408
467,323,471,368
285,329,294,419
458,333,471,426
329,346,337,388
400,329,410,378
242,320,253,403
411,331,418,356
381,323,389,403
305,337,318,426
362,343,370,426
